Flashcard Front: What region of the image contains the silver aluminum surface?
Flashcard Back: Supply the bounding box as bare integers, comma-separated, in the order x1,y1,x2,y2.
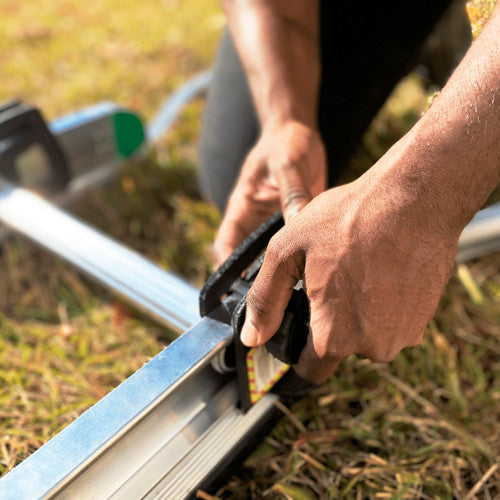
144,390,278,500
457,202,500,262
0,316,233,499
52,103,119,180
54,382,278,500
0,180,200,332
0,104,125,242
147,71,212,142
55,375,235,499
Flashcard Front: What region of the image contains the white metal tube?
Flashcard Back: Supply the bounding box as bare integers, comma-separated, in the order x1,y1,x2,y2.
457,202,500,262
0,180,200,333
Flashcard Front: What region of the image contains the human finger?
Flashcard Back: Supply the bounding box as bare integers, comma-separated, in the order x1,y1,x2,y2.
274,163,312,222
213,184,275,266
240,232,303,346
293,300,343,383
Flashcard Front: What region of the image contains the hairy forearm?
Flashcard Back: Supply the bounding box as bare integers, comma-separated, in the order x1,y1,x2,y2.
222,0,320,129
371,3,499,237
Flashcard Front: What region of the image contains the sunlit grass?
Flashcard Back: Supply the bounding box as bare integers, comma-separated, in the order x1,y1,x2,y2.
0,0,221,478
0,0,223,118
0,0,499,497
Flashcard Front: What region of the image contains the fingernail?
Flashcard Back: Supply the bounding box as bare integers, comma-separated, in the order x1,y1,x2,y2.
240,319,259,346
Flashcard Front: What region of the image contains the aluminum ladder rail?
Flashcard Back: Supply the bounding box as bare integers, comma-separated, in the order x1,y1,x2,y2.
0,68,499,496
0,179,279,498
0,178,498,498
456,202,500,262
0,71,282,499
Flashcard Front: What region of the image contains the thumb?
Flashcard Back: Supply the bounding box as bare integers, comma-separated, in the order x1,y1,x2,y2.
240,232,303,346
275,165,311,223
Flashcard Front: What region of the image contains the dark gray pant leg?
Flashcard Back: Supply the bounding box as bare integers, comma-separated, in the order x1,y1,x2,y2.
198,29,259,213
199,0,456,208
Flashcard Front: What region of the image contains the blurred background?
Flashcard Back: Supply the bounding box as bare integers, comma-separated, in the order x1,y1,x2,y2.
0,0,499,498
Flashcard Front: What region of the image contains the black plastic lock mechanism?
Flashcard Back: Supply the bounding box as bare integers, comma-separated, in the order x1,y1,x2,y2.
0,101,69,194
200,212,314,412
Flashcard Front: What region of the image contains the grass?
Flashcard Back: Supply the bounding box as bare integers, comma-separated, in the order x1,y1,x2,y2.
0,1,499,498
216,259,500,498
0,0,221,478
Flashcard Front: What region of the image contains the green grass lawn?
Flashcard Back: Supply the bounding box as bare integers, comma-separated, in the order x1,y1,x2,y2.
0,1,499,498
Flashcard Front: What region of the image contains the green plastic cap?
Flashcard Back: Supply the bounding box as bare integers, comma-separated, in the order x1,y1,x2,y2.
112,111,145,157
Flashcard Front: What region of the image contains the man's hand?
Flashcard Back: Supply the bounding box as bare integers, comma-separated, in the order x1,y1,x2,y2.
239,138,460,383
238,3,499,383
213,119,326,265
213,0,322,265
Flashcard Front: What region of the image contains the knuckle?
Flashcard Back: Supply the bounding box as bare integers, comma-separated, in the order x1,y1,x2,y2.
266,233,287,262
369,352,391,363
267,231,304,280
312,331,348,363
407,328,425,347
313,334,335,360
296,365,330,384
295,324,345,383
368,344,400,363
309,317,350,361
276,158,295,172
296,348,340,384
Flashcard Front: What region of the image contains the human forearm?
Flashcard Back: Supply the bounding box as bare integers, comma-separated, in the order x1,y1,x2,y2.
238,4,500,383
375,3,500,238
213,0,325,263
222,0,320,129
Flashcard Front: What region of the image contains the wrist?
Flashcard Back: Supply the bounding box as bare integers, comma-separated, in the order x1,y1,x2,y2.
361,132,470,243
261,113,318,136
364,3,499,242
402,111,498,235
253,68,319,132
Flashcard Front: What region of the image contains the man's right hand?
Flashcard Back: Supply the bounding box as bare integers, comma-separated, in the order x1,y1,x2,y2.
213,119,326,266
238,134,462,383
238,0,500,378
220,0,499,383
